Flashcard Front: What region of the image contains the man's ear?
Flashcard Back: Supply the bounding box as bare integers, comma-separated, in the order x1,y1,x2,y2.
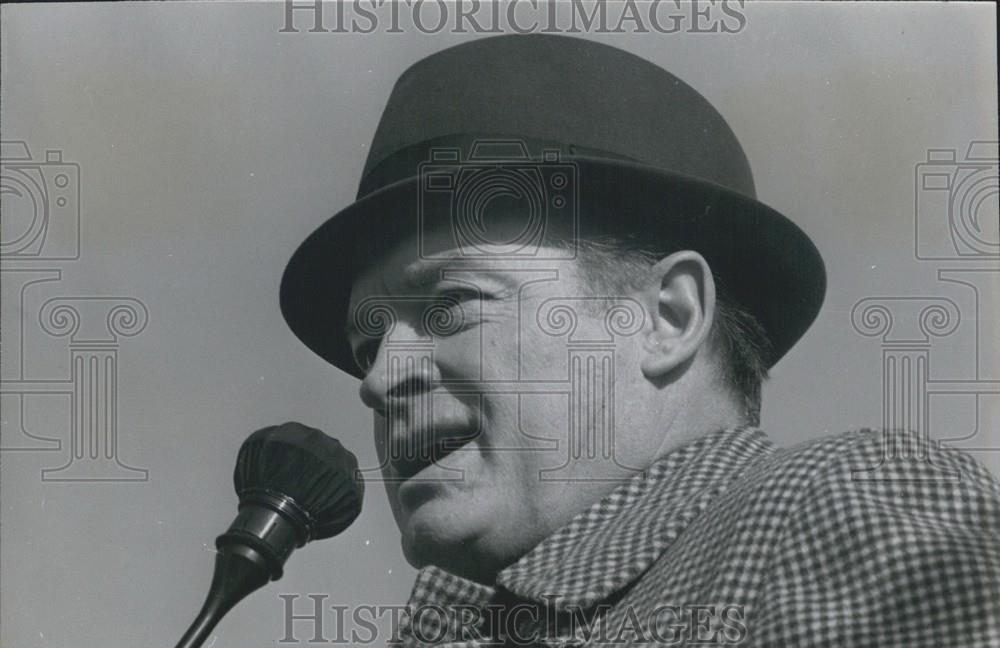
640,250,716,379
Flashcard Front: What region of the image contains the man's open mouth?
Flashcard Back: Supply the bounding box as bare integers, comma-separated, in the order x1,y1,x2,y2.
389,427,479,480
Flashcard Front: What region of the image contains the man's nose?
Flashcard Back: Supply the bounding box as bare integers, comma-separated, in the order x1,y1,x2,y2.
358,336,436,413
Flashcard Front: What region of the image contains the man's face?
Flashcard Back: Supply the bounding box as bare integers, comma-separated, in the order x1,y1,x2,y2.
346,230,657,581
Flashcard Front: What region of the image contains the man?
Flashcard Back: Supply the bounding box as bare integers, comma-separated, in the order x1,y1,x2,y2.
279,35,1000,646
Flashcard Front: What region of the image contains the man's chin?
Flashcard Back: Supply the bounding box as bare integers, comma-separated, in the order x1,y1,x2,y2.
401,505,476,557
398,505,498,579
401,542,502,586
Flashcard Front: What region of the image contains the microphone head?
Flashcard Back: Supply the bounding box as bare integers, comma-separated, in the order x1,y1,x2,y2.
234,423,364,541
176,423,365,648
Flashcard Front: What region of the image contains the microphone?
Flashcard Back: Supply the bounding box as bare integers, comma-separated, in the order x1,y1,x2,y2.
175,423,364,648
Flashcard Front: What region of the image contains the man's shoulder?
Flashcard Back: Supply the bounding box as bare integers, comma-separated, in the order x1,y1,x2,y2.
721,427,1000,532
614,431,1000,645
765,427,995,481
735,429,1000,646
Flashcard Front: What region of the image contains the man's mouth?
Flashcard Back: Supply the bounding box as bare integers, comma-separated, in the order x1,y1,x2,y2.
389,426,479,480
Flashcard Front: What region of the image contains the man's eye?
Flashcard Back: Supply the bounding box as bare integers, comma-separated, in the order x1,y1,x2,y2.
439,288,488,307
424,289,483,337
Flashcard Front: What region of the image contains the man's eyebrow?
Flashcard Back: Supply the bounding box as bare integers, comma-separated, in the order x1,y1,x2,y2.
405,261,522,292
401,259,449,290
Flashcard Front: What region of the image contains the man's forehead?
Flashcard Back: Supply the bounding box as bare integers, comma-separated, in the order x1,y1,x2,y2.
352,255,461,297
348,230,578,299
350,247,565,299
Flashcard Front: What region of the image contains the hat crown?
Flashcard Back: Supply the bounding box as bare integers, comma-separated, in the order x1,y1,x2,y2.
279,34,826,377
360,34,755,199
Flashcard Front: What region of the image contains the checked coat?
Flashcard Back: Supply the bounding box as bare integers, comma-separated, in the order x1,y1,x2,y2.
391,426,1000,647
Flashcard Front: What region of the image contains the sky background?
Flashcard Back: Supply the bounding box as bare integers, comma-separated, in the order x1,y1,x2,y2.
2,2,998,647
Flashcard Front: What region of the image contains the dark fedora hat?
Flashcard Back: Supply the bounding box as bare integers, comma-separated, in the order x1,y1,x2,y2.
280,34,825,377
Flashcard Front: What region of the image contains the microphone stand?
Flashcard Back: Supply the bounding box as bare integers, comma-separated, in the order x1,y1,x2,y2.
175,546,271,648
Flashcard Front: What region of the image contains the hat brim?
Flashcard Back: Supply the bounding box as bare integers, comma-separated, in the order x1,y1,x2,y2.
280,156,825,377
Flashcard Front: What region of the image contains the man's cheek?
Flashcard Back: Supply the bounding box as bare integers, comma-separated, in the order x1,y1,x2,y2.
432,333,486,376
438,326,521,380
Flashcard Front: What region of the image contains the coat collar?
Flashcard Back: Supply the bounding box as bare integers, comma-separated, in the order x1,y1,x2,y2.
399,426,775,629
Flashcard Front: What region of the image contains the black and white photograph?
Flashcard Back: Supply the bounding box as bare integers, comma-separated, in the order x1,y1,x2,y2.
1,2,998,646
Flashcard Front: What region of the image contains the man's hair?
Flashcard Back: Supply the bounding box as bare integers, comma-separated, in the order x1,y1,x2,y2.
554,236,772,425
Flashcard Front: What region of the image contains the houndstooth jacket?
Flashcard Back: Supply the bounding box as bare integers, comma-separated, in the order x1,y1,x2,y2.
391,426,1000,647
